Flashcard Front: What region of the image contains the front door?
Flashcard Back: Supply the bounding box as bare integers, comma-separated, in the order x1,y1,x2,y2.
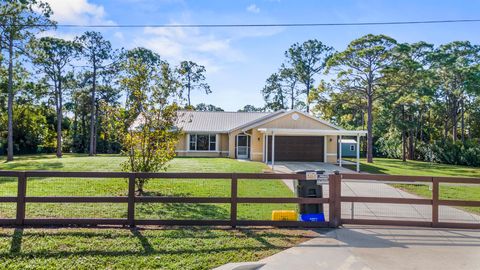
236,134,249,159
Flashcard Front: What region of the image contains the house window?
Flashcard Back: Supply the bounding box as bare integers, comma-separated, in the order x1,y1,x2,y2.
189,134,216,151
350,145,355,151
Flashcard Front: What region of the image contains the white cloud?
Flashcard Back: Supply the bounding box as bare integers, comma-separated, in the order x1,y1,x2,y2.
43,0,115,25
114,31,125,40
134,26,245,73
246,4,260,13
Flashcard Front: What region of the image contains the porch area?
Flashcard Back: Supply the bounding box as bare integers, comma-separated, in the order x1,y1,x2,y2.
258,128,367,172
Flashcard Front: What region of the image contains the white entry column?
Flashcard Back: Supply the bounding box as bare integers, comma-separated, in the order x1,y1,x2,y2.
265,134,269,164
356,134,360,172
271,133,275,170
339,135,342,167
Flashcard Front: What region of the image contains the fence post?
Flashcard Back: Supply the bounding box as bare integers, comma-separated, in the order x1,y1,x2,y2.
328,174,336,228
432,177,439,227
128,174,136,227
230,174,238,228
16,172,27,226
334,173,342,227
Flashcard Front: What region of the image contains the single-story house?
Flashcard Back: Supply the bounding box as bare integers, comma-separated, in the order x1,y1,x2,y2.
339,139,358,158
173,110,366,171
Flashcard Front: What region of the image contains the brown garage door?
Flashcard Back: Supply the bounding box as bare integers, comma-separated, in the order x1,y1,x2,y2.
267,136,324,162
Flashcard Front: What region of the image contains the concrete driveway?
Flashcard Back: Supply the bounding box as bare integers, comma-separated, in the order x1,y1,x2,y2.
217,162,480,270
216,225,480,270
273,161,355,174
258,225,480,270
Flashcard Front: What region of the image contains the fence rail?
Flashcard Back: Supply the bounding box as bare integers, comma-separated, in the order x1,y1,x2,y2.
338,173,480,229
0,170,332,228
0,170,480,229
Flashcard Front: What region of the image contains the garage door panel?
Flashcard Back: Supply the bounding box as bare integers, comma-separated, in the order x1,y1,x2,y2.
267,136,324,162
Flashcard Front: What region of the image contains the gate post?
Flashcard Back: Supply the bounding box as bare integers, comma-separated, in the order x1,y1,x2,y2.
328,174,336,227
329,173,342,228
432,177,439,227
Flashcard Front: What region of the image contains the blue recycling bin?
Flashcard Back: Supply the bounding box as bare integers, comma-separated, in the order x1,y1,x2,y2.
300,213,325,222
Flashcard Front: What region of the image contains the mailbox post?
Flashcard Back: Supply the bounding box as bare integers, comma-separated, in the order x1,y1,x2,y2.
296,170,324,220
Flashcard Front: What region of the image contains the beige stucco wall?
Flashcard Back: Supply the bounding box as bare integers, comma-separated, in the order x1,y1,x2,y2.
175,133,229,158
228,130,242,158
258,113,337,130
220,134,229,153
251,113,339,163
250,129,264,162
325,135,338,164
178,112,340,162
176,133,187,151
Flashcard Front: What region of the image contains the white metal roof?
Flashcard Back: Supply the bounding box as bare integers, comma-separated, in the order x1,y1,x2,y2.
176,111,272,133
130,110,367,135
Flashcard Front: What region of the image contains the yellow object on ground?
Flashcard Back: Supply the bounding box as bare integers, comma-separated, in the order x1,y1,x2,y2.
271,210,297,221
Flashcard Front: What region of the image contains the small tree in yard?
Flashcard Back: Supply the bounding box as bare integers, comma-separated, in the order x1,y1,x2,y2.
120,47,182,195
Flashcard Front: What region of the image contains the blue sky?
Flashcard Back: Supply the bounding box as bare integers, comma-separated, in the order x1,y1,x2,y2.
45,0,480,111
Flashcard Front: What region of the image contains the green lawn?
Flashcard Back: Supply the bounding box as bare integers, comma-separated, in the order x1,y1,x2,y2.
0,227,316,270
0,154,297,220
0,154,305,269
350,157,480,214
352,157,480,177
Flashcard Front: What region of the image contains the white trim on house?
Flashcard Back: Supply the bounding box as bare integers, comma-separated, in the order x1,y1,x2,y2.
356,134,360,172
324,137,328,162
241,110,341,132
257,128,367,136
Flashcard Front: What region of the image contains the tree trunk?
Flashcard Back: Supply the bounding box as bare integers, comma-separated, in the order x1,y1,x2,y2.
419,110,424,142
81,113,87,152
89,64,97,156
187,74,191,106
290,86,294,110
402,106,406,162
136,179,145,195
408,114,414,160
444,118,448,141
6,32,14,162
93,103,99,154
452,99,458,142
461,98,465,143
305,80,310,113
56,79,63,158
366,93,373,163
408,130,414,160
72,102,78,151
